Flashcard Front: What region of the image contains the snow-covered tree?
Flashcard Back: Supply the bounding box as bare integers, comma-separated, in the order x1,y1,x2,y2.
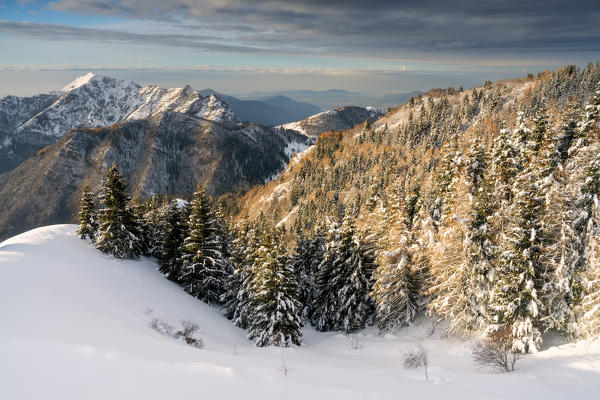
338,229,376,332
291,236,316,322
247,228,302,347
158,200,189,283
77,181,98,241
372,188,421,331
181,185,230,304
95,164,144,258
489,113,546,353
143,194,167,258
224,222,261,329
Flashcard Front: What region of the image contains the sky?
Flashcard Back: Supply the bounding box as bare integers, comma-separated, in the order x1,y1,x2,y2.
0,0,599,97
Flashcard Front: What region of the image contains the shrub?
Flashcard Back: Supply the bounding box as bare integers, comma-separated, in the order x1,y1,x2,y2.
403,344,429,381
472,327,522,372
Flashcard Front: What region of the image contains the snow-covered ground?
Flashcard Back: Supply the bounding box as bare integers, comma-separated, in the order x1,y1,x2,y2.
1,225,599,399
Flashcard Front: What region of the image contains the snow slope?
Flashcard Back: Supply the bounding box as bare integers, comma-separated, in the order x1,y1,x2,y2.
1,225,599,399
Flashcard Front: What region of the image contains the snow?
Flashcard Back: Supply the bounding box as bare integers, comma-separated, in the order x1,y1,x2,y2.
61,72,96,92
1,225,600,399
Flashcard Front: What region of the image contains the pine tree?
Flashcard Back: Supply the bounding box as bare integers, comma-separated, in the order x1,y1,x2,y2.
95,164,144,258
247,228,302,347
158,201,189,283
578,233,600,339
489,113,546,353
143,194,167,257
371,188,420,331
291,236,316,322
311,218,342,331
224,223,260,329
181,185,230,304
77,181,98,241
337,229,376,332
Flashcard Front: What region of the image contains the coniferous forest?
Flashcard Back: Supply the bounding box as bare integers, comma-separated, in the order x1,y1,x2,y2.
79,65,600,352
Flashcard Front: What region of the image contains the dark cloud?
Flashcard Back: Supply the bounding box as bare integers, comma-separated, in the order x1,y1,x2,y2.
0,20,282,53
14,1,600,57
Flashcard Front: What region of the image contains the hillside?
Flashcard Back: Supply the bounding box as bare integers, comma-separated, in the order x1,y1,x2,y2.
0,112,310,240
231,66,600,234
1,225,598,400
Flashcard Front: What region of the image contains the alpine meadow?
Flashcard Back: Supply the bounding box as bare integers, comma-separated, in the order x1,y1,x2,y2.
1,1,600,399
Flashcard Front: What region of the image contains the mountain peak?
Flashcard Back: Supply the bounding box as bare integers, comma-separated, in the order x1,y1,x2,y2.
61,72,96,92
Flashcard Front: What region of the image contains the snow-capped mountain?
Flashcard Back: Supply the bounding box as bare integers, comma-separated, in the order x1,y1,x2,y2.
0,73,240,174
280,106,384,138
0,73,383,238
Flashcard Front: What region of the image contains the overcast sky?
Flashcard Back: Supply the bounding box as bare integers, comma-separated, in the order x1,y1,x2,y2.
1,0,599,97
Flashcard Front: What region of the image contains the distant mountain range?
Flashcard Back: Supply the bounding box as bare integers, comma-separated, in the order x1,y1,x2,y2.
199,90,322,125
245,89,424,110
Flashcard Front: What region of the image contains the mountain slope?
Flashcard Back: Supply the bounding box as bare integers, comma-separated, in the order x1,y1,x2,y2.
0,113,310,239
231,66,600,233
1,224,598,400
280,106,384,138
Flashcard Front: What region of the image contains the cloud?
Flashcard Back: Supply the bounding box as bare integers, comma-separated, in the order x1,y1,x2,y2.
41,0,600,56
0,20,283,54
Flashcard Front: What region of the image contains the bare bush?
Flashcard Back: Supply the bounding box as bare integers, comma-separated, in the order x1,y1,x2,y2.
150,318,174,336
472,327,522,372
348,335,362,350
403,344,429,381
150,317,203,349
175,320,204,349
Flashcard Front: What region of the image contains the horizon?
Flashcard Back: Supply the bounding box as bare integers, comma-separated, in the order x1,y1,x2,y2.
1,1,599,98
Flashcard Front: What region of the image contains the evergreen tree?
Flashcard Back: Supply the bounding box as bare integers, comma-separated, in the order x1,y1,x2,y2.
95,164,144,258
291,236,316,322
158,201,189,283
578,233,600,338
247,228,302,347
371,188,420,331
143,194,167,257
311,218,343,331
181,185,230,304
489,113,546,353
77,181,98,241
224,223,260,329
338,229,376,332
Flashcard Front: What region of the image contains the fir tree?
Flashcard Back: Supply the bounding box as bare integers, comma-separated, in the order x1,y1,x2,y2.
247,228,302,347
95,164,144,258
158,201,189,283
372,188,420,331
229,224,261,329
489,113,546,353
291,236,316,322
77,181,98,241
181,185,230,304
311,218,342,331
338,229,376,332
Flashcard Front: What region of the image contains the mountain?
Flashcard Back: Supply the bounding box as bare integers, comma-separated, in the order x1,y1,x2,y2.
0,73,385,239
0,73,240,174
280,106,385,138
246,89,424,110
0,108,311,239
2,224,598,400
219,94,322,125
229,66,600,235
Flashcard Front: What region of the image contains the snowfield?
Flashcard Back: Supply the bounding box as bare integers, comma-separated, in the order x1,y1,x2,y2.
1,225,599,399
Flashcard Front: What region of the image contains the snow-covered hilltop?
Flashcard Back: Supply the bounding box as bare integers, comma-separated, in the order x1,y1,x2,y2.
1,224,598,400
280,106,384,138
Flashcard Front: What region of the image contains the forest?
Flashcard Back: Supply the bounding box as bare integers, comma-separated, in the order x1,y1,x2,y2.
77,64,600,353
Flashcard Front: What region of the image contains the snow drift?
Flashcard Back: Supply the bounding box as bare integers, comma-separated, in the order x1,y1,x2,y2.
0,225,599,399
